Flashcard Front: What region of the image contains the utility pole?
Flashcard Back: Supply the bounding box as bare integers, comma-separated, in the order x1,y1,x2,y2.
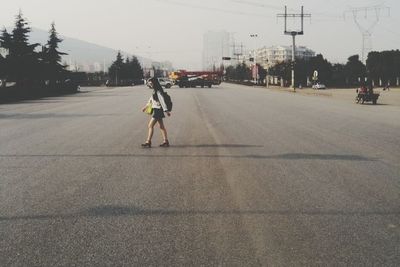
277,6,311,92
224,33,245,64
345,5,390,63
250,34,258,85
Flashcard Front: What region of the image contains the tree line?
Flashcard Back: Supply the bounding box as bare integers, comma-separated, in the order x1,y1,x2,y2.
107,51,144,86
0,11,146,99
0,11,76,96
225,63,267,85
225,51,400,88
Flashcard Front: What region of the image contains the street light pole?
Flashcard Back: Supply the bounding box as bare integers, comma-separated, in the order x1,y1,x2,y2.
250,34,258,85
266,60,269,88
291,33,296,92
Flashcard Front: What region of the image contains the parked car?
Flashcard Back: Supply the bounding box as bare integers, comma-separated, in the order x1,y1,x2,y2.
312,83,326,90
158,78,172,89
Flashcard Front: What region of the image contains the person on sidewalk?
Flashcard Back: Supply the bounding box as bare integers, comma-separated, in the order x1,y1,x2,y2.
141,77,171,148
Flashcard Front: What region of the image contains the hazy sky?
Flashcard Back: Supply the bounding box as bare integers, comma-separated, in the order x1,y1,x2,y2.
2,0,400,69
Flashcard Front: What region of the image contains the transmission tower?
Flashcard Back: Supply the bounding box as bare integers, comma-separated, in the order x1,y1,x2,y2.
277,6,311,92
345,5,390,63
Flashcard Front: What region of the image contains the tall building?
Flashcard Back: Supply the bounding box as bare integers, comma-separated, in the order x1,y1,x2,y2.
202,31,231,71
254,45,315,69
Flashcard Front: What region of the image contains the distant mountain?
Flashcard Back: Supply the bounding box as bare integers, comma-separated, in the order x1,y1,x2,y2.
26,28,151,72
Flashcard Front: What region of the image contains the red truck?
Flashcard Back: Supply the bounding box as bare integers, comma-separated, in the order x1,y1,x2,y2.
169,70,222,88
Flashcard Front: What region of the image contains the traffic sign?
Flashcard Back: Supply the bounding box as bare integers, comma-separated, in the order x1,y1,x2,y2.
313,70,318,81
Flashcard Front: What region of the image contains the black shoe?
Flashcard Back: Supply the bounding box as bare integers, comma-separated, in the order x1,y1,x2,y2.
160,140,169,147
141,141,151,148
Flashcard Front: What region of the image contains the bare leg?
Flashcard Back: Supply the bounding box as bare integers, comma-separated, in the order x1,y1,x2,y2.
158,119,168,142
146,118,157,142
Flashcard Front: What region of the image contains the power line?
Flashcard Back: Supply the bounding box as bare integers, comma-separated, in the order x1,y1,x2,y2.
232,0,341,19
229,0,287,11
134,49,202,54
151,0,270,18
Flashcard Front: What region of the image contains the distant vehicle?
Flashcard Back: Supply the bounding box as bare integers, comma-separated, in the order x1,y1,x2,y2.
157,78,172,89
106,79,144,87
356,87,379,104
169,70,222,88
312,83,326,90
145,78,172,89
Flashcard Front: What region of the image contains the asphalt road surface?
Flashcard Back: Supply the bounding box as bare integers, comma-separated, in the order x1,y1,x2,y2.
1,84,399,266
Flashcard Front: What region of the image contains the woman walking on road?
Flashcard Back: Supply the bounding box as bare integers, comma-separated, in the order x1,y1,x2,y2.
141,77,171,148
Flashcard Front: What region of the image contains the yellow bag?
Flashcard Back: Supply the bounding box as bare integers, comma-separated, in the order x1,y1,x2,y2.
144,103,153,115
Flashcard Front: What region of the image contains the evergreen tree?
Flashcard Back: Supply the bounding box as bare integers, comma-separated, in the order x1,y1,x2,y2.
0,28,12,80
0,55,4,85
42,22,68,84
130,56,144,80
8,11,40,85
108,53,143,85
108,51,124,84
120,57,131,80
0,28,12,51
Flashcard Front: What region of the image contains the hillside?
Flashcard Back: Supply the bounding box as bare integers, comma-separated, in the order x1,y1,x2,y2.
27,28,150,72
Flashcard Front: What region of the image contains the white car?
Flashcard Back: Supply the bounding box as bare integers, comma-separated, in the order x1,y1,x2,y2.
312,83,326,90
158,78,172,89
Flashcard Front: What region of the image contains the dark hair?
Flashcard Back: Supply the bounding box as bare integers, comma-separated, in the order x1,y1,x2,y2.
149,77,164,101
149,77,164,92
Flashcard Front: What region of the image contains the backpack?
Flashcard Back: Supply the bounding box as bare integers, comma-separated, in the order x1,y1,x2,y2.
162,92,173,111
